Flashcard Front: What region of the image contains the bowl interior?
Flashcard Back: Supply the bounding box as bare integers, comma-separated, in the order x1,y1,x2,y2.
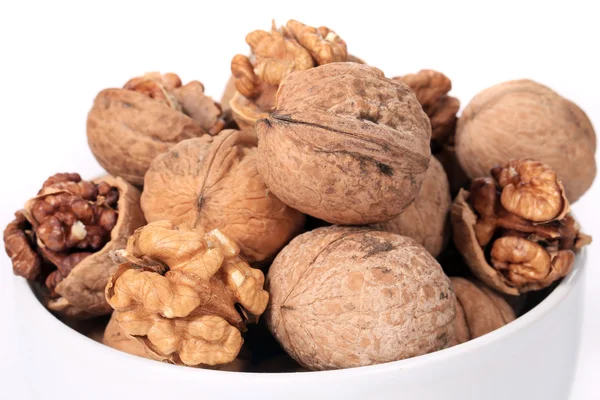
22,248,586,377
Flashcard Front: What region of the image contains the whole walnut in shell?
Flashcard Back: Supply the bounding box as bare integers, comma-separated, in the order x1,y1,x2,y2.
87,72,224,186
449,277,515,346
3,173,145,318
372,156,451,257
266,226,456,370
455,79,597,202
141,130,305,263
106,221,269,367
256,63,431,225
452,159,591,295
230,19,358,131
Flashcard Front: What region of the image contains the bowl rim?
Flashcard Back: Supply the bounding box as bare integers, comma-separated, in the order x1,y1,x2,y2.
16,248,586,382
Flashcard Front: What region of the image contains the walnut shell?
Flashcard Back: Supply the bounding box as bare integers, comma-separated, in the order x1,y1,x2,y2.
266,226,455,370
257,63,431,225
455,79,597,202
34,176,145,318
103,312,149,358
373,156,451,257
141,130,305,263
449,277,515,346
229,86,275,132
220,75,238,116
87,88,207,186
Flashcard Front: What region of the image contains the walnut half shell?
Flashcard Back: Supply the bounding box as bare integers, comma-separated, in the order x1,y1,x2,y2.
449,277,515,346
87,73,223,186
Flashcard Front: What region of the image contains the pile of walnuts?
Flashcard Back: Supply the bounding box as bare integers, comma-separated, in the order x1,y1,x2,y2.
4,18,595,372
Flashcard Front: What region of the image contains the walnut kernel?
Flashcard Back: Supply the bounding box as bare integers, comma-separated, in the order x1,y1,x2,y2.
106,221,268,367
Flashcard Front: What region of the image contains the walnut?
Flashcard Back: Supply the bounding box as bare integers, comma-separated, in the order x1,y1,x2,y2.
105,221,269,367
4,173,145,317
87,72,224,186
103,313,149,359
220,75,238,117
229,19,358,131
491,159,569,222
266,226,455,370
455,79,597,202
372,156,451,257
394,69,460,151
141,130,305,263
449,277,515,346
256,62,431,225
435,137,470,197
451,159,591,295
103,311,252,371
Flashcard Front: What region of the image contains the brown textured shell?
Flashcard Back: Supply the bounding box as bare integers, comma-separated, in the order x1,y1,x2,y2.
455,79,597,203
31,175,145,318
103,312,149,358
87,88,207,186
373,157,451,257
266,226,455,370
449,277,515,346
141,130,305,262
256,63,431,225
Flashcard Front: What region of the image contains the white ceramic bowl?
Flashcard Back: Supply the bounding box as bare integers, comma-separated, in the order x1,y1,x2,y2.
14,252,585,400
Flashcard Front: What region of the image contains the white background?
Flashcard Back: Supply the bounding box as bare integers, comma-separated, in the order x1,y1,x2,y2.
0,1,598,398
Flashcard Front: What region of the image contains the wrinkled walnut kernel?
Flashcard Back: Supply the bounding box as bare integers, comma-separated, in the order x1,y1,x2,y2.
229,19,356,130
4,211,41,280
395,70,460,150
106,221,269,367
491,159,569,222
7,173,120,293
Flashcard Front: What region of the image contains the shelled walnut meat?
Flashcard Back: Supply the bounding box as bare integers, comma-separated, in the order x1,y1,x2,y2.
256,62,432,225
450,277,515,346
372,156,451,257
452,159,591,295
106,221,269,367
3,173,145,317
87,72,225,186
266,226,456,370
455,79,597,202
394,69,460,152
141,130,305,263
230,19,358,131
